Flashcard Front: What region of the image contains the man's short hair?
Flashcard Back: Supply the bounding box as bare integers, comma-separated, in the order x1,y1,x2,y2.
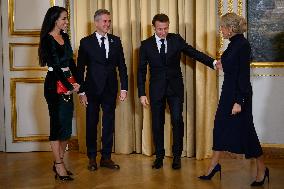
94,9,110,21
152,13,169,26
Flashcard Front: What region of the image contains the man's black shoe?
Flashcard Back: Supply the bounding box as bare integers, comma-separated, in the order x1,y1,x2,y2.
152,158,163,169
172,156,181,169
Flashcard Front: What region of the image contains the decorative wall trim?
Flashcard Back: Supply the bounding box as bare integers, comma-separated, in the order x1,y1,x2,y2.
9,43,46,71
237,0,243,16
251,62,284,68
252,74,284,77
227,0,234,13
65,0,71,37
8,0,55,36
217,0,224,59
10,78,48,142
262,144,284,148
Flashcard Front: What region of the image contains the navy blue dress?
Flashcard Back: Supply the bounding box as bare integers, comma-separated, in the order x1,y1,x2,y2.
213,34,263,158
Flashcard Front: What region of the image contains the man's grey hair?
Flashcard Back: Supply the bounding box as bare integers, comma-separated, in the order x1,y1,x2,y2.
94,9,111,21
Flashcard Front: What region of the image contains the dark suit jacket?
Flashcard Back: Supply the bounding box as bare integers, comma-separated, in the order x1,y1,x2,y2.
137,33,215,101
77,33,128,96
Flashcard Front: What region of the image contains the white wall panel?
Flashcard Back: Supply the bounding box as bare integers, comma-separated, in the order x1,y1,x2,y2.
16,82,49,138
13,0,51,31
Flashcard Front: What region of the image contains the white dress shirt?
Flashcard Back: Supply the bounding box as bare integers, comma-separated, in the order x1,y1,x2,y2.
154,33,167,53
95,32,109,59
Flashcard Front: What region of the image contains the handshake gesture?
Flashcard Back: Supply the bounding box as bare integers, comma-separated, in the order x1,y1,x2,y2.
215,60,222,70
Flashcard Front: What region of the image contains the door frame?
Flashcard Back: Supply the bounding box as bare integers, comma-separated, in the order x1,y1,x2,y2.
0,0,5,152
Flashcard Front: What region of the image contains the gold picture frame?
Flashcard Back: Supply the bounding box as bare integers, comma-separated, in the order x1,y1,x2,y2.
10,77,49,142
247,0,284,68
218,0,284,68
8,0,55,36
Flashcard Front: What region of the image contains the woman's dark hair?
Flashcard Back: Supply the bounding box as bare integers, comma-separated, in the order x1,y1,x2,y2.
38,6,67,67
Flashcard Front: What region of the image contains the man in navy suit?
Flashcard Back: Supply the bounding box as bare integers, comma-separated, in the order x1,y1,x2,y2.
77,9,128,171
137,14,217,169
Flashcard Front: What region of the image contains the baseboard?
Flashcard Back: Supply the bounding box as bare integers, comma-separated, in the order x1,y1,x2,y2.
220,147,284,159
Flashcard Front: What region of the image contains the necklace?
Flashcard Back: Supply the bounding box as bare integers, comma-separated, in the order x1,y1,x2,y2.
61,94,71,102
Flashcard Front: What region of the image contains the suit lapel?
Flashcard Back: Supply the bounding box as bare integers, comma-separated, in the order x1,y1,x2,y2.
91,33,100,50
166,35,172,62
108,34,114,58
150,35,160,56
91,32,106,62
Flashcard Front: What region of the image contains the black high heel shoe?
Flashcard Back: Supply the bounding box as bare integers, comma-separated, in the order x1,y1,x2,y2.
251,167,269,186
54,162,74,181
198,163,221,180
53,161,73,176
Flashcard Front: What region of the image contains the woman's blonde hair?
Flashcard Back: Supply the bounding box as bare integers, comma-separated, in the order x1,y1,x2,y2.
220,12,247,34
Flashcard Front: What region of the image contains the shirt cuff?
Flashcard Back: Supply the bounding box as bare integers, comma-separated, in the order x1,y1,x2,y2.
213,60,217,70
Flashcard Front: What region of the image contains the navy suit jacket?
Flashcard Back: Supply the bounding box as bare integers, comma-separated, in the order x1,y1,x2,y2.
77,33,128,96
137,33,215,101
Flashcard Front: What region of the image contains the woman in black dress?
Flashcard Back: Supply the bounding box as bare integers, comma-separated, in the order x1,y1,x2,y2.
38,6,79,181
198,13,269,186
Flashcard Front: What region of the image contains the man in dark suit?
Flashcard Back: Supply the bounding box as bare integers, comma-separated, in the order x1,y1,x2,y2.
137,14,218,169
77,9,128,171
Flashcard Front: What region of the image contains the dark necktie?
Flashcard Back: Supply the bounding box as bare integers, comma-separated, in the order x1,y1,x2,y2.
160,39,166,63
160,39,165,55
101,37,106,59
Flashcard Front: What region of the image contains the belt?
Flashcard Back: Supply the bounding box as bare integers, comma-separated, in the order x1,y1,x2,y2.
48,67,69,72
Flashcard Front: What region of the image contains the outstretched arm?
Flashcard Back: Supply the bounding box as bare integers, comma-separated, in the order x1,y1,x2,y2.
178,34,215,69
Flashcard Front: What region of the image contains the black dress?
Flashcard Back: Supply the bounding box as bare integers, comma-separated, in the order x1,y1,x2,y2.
213,34,263,158
43,33,77,141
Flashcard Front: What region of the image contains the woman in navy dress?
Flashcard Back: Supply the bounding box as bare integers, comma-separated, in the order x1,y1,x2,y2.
199,13,269,186
39,6,80,181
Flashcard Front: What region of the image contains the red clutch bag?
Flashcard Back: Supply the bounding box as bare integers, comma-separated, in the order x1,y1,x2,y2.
56,76,76,94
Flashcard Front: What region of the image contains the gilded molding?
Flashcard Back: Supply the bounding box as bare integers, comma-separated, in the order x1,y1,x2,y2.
10,78,48,142
65,0,71,37
237,0,243,16
252,74,284,77
227,0,234,13
8,0,55,36
217,0,224,59
251,62,284,68
9,43,47,71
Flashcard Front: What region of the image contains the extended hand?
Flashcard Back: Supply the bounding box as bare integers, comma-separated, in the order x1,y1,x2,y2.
79,94,88,107
216,60,223,70
119,90,127,101
231,103,241,115
72,83,80,93
64,90,73,95
140,96,149,108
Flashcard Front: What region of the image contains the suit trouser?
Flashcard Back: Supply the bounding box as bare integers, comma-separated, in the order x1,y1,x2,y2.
86,86,116,160
150,84,184,159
